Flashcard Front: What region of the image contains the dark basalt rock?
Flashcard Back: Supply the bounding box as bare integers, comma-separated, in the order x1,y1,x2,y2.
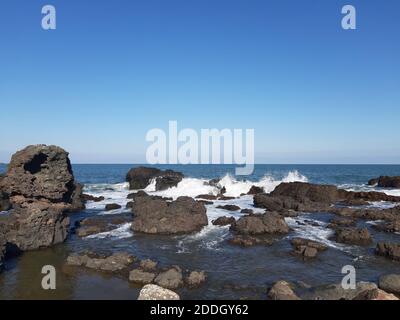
373,219,400,233
131,196,208,234
216,204,241,211
247,186,264,195
212,216,235,226
290,238,327,259
66,252,135,272
195,194,218,200
69,182,86,212
334,227,372,246
126,167,183,190
368,176,400,188
82,194,105,202
0,191,11,212
240,208,254,214
376,242,400,261
229,235,274,247
75,214,131,237
105,203,122,211
231,212,289,235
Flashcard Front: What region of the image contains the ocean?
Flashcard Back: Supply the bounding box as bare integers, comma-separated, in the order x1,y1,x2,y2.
1,164,400,299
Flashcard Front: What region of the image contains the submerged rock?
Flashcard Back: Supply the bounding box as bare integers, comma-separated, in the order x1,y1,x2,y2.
229,235,274,247
140,259,158,271
376,242,400,261
131,196,208,234
268,281,301,300
66,252,135,272
129,269,156,285
290,238,327,259
138,284,180,300
186,271,207,287
305,282,377,300
212,216,235,226
75,214,131,237
353,288,399,300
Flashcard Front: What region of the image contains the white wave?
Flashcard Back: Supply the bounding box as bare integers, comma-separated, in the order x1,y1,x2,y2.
86,223,133,239
150,177,217,199
84,182,131,213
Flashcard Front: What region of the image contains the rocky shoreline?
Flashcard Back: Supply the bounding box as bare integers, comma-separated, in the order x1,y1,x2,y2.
1,145,400,300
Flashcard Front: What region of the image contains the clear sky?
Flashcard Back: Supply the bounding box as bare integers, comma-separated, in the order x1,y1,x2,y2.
0,0,399,164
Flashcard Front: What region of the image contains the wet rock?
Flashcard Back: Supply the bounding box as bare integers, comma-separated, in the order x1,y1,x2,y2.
291,238,327,258
240,208,253,214
216,204,241,211
268,281,301,300
231,212,289,235
66,252,135,272
374,219,400,233
82,194,105,202
353,288,399,300
138,284,180,300
129,269,156,285
69,183,86,212
218,196,235,201
127,190,148,199
155,170,184,191
247,186,264,195
126,167,183,191
131,196,208,234
196,200,213,205
0,191,11,212
229,235,273,247
378,274,400,295
140,259,158,271
376,242,400,261
335,227,372,246
212,216,235,226
105,203,122,211
154,267,183,289
336,199,369,206
186,270,207,287
305,282,377,300
368,176,400,188
328,217,356,229
195,194,217,200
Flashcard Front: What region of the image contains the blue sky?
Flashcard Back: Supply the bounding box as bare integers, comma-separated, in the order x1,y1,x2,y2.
0,0,399,164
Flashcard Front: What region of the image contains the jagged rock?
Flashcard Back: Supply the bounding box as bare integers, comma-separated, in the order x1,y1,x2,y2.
231,212,289,235
335,227,372,246
195,194,218,200
154,267,183,289
218,196,235,200
212,216,235,226
376,242,400,261
268,281,301,300
69,182,85,212
138,284,180,300
126,167,183,190
374,219,400,233
368,176,400,188
105,203,122,211
75,214,131,237
186,271,206,287
216,205,241,211
353,288,399,300
131,196,207,234
82,194,105,202
129,269,156,285
328,217,356,229
378,274,400,295
240,208,253,214
247,186,264,195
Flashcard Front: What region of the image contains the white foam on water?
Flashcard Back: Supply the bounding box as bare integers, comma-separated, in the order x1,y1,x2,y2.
150,178,217,199
86,223,133,240
84,182,130,213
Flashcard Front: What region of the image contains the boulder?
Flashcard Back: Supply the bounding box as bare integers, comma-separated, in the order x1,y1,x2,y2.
126,167,183,190
131,196,208,234
75,214,131,237
195,194,218,200
212,216,235,226
353,288,399,300
290,238,327,259
335,227,372,246
378,274,400,295
231,212,289,235
154,267,183,289
268,281,301,300
186,271,207,287
373,219,400,233
376,242,400,261
82,194,105,202
69,183,85,212
240,209,253,214
138,284,180,300
328,217,356,229
368,176,400,188
229,235,274,247
105,203,122,211
140,259,158,271
129,269,156,285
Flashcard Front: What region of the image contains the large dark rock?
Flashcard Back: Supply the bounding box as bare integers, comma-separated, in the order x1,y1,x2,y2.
75,214,131,237
368,176,400,188
247,186,264,195
131,196,208,234
69,182,85,212
0,191,11,212
212,216,236,226
126,167,183,190
231,212,289,235
378,274,400,295
376,242,400,261
0,145,82,252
